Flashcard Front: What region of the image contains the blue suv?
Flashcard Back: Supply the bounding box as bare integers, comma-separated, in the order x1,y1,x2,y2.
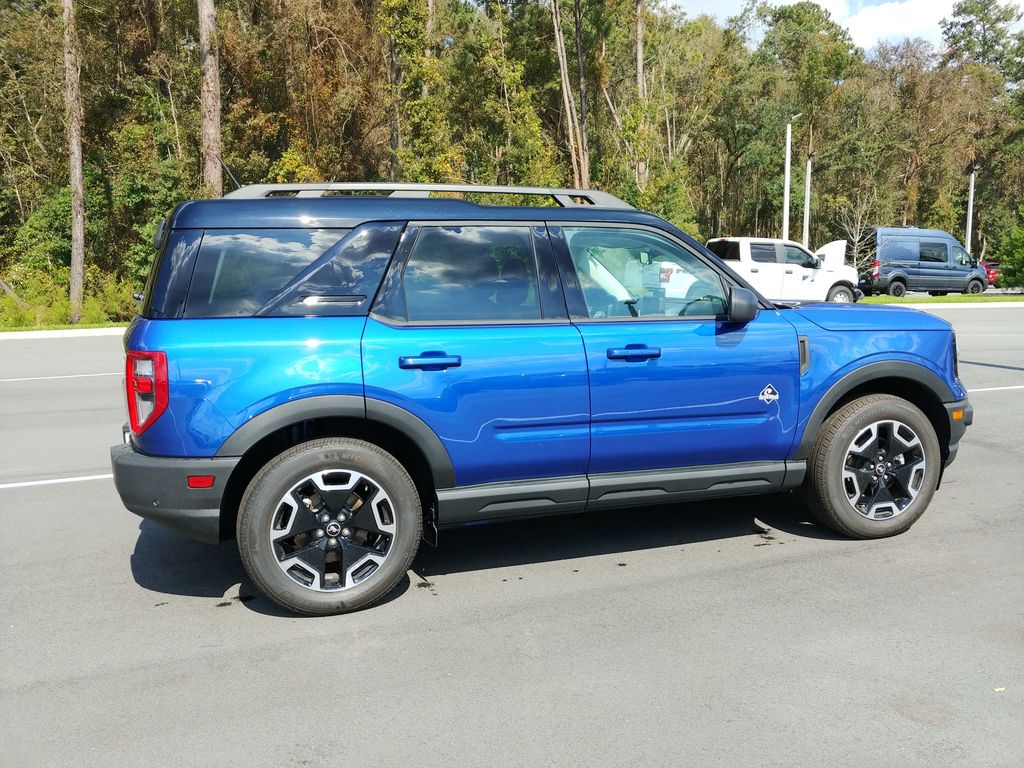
111,183,973,615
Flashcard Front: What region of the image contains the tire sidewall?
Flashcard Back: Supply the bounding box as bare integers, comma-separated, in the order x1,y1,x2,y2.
828,286,853,303
888,281,906,297
818,399,941,537
238,440,421,615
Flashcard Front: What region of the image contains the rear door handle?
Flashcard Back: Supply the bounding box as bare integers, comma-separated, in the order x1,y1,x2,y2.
750,268,760,273
607,345,661,362
399,351,462,370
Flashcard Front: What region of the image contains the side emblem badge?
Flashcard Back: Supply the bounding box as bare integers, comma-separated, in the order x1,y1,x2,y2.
758,384,780,404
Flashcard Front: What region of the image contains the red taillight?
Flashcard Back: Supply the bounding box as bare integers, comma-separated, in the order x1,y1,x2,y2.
125,350,168,435
872,259,880,278
187,475,215,489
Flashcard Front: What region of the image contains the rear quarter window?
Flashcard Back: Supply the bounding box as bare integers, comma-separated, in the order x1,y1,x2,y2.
185,229,346,318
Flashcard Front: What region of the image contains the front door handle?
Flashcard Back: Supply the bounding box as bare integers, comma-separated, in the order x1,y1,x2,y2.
607,345,661,362
399,351,462,370
784,269,794,274
750,268,760,273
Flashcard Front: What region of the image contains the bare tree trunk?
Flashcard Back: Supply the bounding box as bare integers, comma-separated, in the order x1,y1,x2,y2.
198,0,222,195
0,277,28,310
551,0,584,187
388,40,399,182
635,0,647,188
422,0,433,99
573,0,589,187
62,0,85,324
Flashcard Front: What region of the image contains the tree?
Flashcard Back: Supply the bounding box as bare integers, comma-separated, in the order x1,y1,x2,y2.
942,0,1023,76
198,0,222,195
551,0,587,187
61,0,85,323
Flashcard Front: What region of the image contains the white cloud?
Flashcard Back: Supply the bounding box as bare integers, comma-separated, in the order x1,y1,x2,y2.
679,0,960,50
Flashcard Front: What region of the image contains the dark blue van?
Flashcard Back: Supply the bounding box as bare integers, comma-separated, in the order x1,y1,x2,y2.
858,227,988,297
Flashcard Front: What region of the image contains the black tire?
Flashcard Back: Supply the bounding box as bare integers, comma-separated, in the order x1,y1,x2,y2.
888,280,907,298
805,394,941,539
965,280,983,295
826,284,854,303
237,438,422,616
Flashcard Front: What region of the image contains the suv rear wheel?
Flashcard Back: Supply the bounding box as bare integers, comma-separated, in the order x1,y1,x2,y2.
237,438,422,616
805,394,940,538
887,280,907,298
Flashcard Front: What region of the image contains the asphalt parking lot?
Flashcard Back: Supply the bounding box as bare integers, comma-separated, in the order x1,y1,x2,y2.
1,306,1022,767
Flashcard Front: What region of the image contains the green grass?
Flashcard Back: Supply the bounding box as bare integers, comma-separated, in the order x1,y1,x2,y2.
0,321,126,332
861,293,1024,304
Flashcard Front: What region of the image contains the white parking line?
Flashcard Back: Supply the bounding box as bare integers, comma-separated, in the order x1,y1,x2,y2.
968,385,1024,393
0,473,113,490
0,372,120,384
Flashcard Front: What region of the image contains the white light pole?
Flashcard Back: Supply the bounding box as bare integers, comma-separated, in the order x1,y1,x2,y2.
802,135,814,248
782,113,802,240
965,164,978,255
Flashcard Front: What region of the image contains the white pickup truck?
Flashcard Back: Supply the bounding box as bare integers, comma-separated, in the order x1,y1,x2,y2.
705,237,859,303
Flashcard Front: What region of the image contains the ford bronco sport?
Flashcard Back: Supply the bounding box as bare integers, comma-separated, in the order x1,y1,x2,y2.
111,183,973,616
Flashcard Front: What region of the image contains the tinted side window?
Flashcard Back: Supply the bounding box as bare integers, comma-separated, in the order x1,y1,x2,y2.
400,226,541,322
142,229,203,319
879,238,918,262
783,245,814,267
952,245,972,266
258,224,402,317
185,229,348,318
564,227,726,319
707,241,740,260
750,243,777,263
920,241,948,263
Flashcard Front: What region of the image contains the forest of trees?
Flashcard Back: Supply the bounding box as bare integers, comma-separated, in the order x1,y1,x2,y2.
2,0,1023,325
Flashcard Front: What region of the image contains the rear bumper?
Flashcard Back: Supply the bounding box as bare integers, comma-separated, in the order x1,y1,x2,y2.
943,399,973,468
110,443,239,544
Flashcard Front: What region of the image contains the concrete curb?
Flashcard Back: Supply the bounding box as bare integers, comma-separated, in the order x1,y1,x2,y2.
0,327,127,341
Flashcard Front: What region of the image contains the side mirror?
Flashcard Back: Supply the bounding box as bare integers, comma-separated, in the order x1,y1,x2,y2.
727,286,759,323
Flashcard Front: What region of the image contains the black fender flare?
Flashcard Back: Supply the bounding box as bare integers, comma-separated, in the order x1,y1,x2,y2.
792,361,954,460
216,395,455,489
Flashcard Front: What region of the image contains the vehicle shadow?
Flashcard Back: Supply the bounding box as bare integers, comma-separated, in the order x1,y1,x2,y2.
130,491,841,614
413,491,841,577
129,521,411,616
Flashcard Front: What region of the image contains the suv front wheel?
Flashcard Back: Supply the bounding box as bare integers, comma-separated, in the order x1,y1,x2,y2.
805,394,940,538
237,438,422,615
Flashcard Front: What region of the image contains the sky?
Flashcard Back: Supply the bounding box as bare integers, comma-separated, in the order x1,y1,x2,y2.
680,0,1021,51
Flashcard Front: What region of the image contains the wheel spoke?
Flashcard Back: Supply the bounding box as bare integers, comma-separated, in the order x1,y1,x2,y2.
279,540,329,589
847,424,879,459
889,456,925,500
273,495,321,542
862,481,897,518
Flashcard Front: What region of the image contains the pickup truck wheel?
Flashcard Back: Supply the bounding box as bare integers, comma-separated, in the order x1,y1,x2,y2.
887,280,907,298
826,284,854,303
237,438,422,616
805,395,940,539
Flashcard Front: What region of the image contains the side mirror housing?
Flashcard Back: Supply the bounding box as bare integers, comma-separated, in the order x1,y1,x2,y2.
727,286,759,323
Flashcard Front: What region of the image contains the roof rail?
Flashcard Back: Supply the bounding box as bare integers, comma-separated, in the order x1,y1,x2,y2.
222,182,634,209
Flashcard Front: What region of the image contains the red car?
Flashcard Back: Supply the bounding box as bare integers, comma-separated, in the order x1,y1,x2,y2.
981,261,1001,286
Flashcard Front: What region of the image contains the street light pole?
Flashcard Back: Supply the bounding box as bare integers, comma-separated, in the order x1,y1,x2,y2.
966,164,978,255
802,121,814,248
782,113,801,240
